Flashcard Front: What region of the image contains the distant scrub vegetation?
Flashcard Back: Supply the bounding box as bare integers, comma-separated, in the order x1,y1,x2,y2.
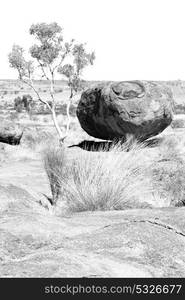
22,128,56,150
174,103,185,114
14,94,34,114
171,118,185,129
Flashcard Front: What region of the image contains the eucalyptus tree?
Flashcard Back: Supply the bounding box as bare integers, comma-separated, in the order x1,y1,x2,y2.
9,22,95,142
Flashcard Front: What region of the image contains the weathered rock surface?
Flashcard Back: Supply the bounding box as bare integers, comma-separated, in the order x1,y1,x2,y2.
1,181,185,277
77,81,173,141
0,120,23,145
1,150,185,278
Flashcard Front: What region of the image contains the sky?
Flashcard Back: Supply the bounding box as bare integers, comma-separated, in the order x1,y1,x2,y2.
1,0,185,81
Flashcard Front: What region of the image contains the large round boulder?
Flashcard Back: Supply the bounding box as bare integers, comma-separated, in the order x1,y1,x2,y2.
0,120,23,145
77,81,174,141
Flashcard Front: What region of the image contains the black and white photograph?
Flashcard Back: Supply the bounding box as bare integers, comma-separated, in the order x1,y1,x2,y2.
0,0,185,297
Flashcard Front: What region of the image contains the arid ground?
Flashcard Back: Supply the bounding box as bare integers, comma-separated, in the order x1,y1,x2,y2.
1,79,185,277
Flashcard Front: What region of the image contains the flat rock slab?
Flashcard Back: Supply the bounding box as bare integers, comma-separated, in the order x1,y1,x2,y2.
0,183,185,277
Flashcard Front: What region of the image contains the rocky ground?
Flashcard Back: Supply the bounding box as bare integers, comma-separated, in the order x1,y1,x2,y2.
1,80,185,278
0,148,185,277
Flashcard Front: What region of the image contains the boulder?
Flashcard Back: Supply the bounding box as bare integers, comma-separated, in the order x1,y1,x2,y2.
77,81,173,141
0,120,23,145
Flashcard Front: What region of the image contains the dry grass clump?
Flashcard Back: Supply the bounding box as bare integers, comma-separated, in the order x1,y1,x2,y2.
22,129,57,150
43,136,185,212
151,137,185,207
43,145,68,205
61,144,154,212
43,140,153,211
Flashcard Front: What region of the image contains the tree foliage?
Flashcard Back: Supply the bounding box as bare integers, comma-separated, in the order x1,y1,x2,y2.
8,22,95,142
30,22,63,66
58,43,95,94
8,45,34,80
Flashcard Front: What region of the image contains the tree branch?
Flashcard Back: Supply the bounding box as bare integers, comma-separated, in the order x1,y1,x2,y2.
53,47,69,72
21,77,52,111
38,60,50,81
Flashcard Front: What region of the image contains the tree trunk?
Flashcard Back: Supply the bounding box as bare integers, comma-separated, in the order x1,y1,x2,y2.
51,108,64,143
66,97,72,137
64,87,74,140
20,77,67,144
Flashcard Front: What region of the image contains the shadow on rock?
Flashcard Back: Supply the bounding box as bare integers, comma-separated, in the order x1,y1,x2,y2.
68,140,113,151
68,137,164,152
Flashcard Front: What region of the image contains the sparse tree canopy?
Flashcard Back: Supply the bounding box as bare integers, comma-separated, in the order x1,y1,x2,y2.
8,22,95,142
29,22,71,71
8,45,34,80
58,43,95,93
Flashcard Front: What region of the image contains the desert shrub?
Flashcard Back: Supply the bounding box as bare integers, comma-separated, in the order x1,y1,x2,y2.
43,146,68,205
62,145,154,212
22,94,34,114
174,103,185,114
22,129,55,150
9,111,19,121
43,141,156,210
22,132,36,149
14,94,34,115
44,135,185,211
171,118,185,129
14,96,23,112
151,137,185,206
